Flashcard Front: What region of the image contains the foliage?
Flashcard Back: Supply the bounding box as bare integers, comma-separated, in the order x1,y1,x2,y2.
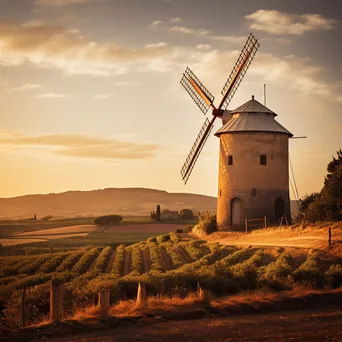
56,250,84,272
94,215,123,226
292,253,321,282
111,245,125,276
325,264,342,288
196,212,217,234
156,234,170,244
156,205,161,222
91,246,112,275
72,247,101,274
300,149,342,221
180,209,194,219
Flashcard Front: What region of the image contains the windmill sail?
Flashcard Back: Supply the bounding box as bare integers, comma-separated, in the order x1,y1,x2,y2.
180,118,214,184
180,67,215,115
179,33,259,184
219,33,259,111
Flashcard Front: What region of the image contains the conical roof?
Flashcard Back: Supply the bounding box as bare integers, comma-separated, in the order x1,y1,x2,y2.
215,96,293,137
230,96,276,115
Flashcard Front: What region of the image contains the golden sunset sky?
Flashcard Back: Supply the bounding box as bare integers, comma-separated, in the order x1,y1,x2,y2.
0,0,341,199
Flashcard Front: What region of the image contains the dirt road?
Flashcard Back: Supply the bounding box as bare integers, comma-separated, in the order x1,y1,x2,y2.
203,223,342,252
48,307,342,342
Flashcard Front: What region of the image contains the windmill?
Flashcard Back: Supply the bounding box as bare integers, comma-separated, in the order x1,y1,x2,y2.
180,33,259,184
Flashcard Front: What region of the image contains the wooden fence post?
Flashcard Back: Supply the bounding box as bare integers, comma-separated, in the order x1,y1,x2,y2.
49,279,64,323
136,282,147,307
197,284,210,304
264,216,267,228
21,287,26,327
245,219,248,234
328,227,332,248
98,290,110,318
302,214,306,229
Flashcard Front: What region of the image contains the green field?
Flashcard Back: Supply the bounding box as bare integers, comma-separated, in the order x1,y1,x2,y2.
1,232,341,328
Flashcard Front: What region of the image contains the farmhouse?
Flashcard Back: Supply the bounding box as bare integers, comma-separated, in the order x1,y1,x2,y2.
161,210,179,220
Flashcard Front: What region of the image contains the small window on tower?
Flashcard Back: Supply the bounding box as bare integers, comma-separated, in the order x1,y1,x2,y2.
228,155,233,165
260,155,267,165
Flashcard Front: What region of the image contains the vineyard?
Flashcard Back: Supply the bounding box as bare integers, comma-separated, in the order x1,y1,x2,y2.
1,232,342,328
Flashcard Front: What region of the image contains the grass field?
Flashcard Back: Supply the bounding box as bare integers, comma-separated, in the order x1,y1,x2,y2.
1,232,341,329
0,216,195,249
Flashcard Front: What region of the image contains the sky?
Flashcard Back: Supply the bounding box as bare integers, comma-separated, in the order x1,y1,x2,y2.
0,0,341,199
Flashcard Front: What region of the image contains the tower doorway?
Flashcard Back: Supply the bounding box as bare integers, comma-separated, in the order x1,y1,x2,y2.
231,198,242,225
275,198,284,222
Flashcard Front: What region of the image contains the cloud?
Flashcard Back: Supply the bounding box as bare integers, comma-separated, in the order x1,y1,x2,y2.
6,84,41,92
0,20,172,76
0,131,157,160
92,94,113,99
35,0,98,6
149,20,164,28
170,17,183,22
169,26,210,36
144,42,168,49
196,44,211,50
35,93,70,98
169,25,246,45
246,10,338,35
191,50,338,101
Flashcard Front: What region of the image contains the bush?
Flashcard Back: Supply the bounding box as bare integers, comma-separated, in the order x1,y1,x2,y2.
184,224,194,233
94,215,123,226
325,264,342,288
196,212,217,234
180,209,194,219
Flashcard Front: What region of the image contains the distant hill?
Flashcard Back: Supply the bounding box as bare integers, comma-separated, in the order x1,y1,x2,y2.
0,188,217,219
0,187,300,220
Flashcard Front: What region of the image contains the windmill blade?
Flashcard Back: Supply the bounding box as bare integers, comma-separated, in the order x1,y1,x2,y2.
219,33,259,111
181,117,216,184
180,67,215,115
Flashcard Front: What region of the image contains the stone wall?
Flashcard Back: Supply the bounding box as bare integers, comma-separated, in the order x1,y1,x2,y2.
217,132,290,230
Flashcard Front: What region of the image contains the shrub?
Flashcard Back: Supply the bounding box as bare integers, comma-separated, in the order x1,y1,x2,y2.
292,253,321,282
325,264,342,288
156,234,170,244
72,247,101,274
196,212,217,234
94,215,123,226
180,209,194,219
184,224,194,233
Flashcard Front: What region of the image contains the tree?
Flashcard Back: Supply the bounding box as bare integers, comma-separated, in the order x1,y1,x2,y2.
150,211,156,220
300,149,342,221
180,209,194,219
156,205,161,221
94,215,123,226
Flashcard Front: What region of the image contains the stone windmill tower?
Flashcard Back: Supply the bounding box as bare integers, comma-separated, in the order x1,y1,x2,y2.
179,34,293,230
215,96,293,229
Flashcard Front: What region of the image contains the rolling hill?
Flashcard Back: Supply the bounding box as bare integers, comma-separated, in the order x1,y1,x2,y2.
0,188,217,219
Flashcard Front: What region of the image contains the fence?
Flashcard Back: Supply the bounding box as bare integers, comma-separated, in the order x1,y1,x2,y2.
20,281,210,326
244,216,267,233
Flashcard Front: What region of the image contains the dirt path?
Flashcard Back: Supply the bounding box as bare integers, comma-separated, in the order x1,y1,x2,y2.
142,248,151,273
47,307,342,342
123,250,131,276
103,250,116,274
177,246,192,263
201,225,342,252
159,248,173,271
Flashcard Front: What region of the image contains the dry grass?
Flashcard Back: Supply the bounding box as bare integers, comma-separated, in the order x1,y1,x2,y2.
68,287,342,322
